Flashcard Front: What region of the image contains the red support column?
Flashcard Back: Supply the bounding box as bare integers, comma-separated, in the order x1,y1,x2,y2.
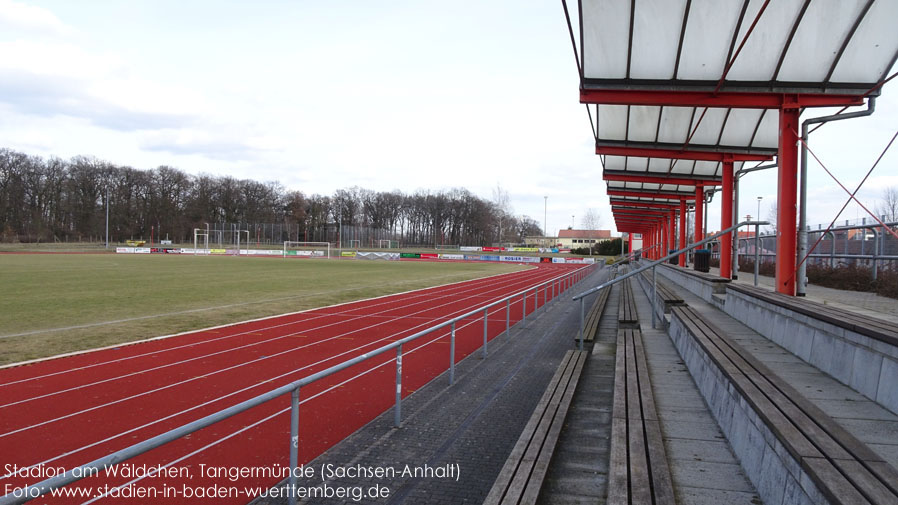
777,107,800,295
678,200,687,267
720,160,734,279
694,184,704,245
628,232,633,259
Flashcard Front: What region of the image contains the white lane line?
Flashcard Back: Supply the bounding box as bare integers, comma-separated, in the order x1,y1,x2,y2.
0,268,545,404
3,285,519,483
0,270,552,436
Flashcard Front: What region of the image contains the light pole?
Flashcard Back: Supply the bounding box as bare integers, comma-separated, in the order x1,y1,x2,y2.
543,196,548,242
757,197,763,225
571,215,574,229
104,185,109,249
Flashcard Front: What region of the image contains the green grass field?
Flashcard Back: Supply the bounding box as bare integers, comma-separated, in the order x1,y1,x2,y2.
0,254,522,366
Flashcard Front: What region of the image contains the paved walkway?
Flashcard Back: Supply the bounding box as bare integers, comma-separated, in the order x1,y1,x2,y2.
630,279,761,505
707,266,898,323
537,282,619,504
251,267,610,505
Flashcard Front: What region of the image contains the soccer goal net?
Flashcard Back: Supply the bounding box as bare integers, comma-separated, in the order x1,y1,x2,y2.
283,241,330,259
377,239,399,249
348,239,361,250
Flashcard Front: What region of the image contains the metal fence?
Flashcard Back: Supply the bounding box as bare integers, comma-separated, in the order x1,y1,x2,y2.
733,221,898,277
0,264,598,505
184,223,402,249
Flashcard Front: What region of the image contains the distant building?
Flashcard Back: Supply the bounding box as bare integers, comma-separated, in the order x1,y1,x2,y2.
556,229,612,249
523,236,557,248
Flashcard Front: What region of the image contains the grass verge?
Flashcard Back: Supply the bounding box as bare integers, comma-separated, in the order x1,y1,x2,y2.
0,254,522,365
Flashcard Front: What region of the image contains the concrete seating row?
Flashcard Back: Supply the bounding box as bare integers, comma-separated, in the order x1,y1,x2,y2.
618,278,639,328
484,349,588,505
578,282,612,344
671,305,898,505
607,328,675,505
724,283,898,415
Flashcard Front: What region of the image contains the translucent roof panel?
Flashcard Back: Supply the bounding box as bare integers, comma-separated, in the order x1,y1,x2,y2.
580,0,898,93
596,104,779,155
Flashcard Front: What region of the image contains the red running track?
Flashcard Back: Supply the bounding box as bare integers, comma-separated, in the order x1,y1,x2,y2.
0,262,593,504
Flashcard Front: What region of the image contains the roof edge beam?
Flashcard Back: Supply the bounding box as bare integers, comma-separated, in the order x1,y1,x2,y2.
580,89,866,109
595,143,774,161
603,171,721,186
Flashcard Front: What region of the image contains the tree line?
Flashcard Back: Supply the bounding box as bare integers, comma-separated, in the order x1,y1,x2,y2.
0,148,544,246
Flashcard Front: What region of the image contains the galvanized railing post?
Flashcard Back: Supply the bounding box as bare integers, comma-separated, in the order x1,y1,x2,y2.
449,322,456,385
522,291,527,327
754,222,760,286
505,299,510,339
651,265,657,329
288,387,300,505
482,308,488,358
394,344,402,427
579,297,585,352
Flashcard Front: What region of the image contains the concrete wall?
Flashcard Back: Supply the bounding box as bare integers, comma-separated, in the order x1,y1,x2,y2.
656,265,726,303
725,289,898,416
668,313,831,505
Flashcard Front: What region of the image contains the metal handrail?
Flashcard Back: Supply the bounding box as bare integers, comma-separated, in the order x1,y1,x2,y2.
571,221,768,342
0,262,598,505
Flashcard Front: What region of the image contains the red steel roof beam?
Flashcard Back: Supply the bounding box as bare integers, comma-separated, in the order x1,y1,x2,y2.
603,173,721,186
596,145,773,162
580,89,865,109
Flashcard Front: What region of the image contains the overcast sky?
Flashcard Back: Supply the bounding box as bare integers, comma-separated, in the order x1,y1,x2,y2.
1,0,895,237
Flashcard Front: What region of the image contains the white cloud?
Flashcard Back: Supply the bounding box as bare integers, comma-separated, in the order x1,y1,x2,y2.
0,0,73,36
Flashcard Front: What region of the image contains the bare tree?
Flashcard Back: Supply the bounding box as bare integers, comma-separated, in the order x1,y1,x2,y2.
876,187,898,222
765,200,778,234
580,208,601,230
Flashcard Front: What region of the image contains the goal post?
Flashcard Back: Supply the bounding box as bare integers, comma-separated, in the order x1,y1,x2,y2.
283,241,331,259
349,239,361,250
193,228,209,255
377,239,399,249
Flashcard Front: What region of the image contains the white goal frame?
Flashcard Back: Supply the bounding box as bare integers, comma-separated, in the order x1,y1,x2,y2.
377,239,398,249
193,228,209,255
283,241,331,259
349,239,361,249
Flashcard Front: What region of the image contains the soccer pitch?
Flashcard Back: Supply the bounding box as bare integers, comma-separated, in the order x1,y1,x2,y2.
0,254,522,366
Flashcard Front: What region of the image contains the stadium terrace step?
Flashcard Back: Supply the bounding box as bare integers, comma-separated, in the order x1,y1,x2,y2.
634,268,685,328
724,283,898,416
656,263,731,303
607,328,675,505
577,279,612,344
670,304,898,505
617,278,639,329
484,349,588,505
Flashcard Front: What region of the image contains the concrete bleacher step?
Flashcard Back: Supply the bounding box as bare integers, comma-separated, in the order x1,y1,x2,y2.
629,282,761,505
661,279,898,505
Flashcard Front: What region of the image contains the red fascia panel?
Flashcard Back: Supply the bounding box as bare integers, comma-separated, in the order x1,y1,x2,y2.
609,200,680,209
603,173,721,186
580,89,865,109
596,145,773,162
613,207,669,215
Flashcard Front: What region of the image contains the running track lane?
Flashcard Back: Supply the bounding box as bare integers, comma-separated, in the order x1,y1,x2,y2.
0,262,594,504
